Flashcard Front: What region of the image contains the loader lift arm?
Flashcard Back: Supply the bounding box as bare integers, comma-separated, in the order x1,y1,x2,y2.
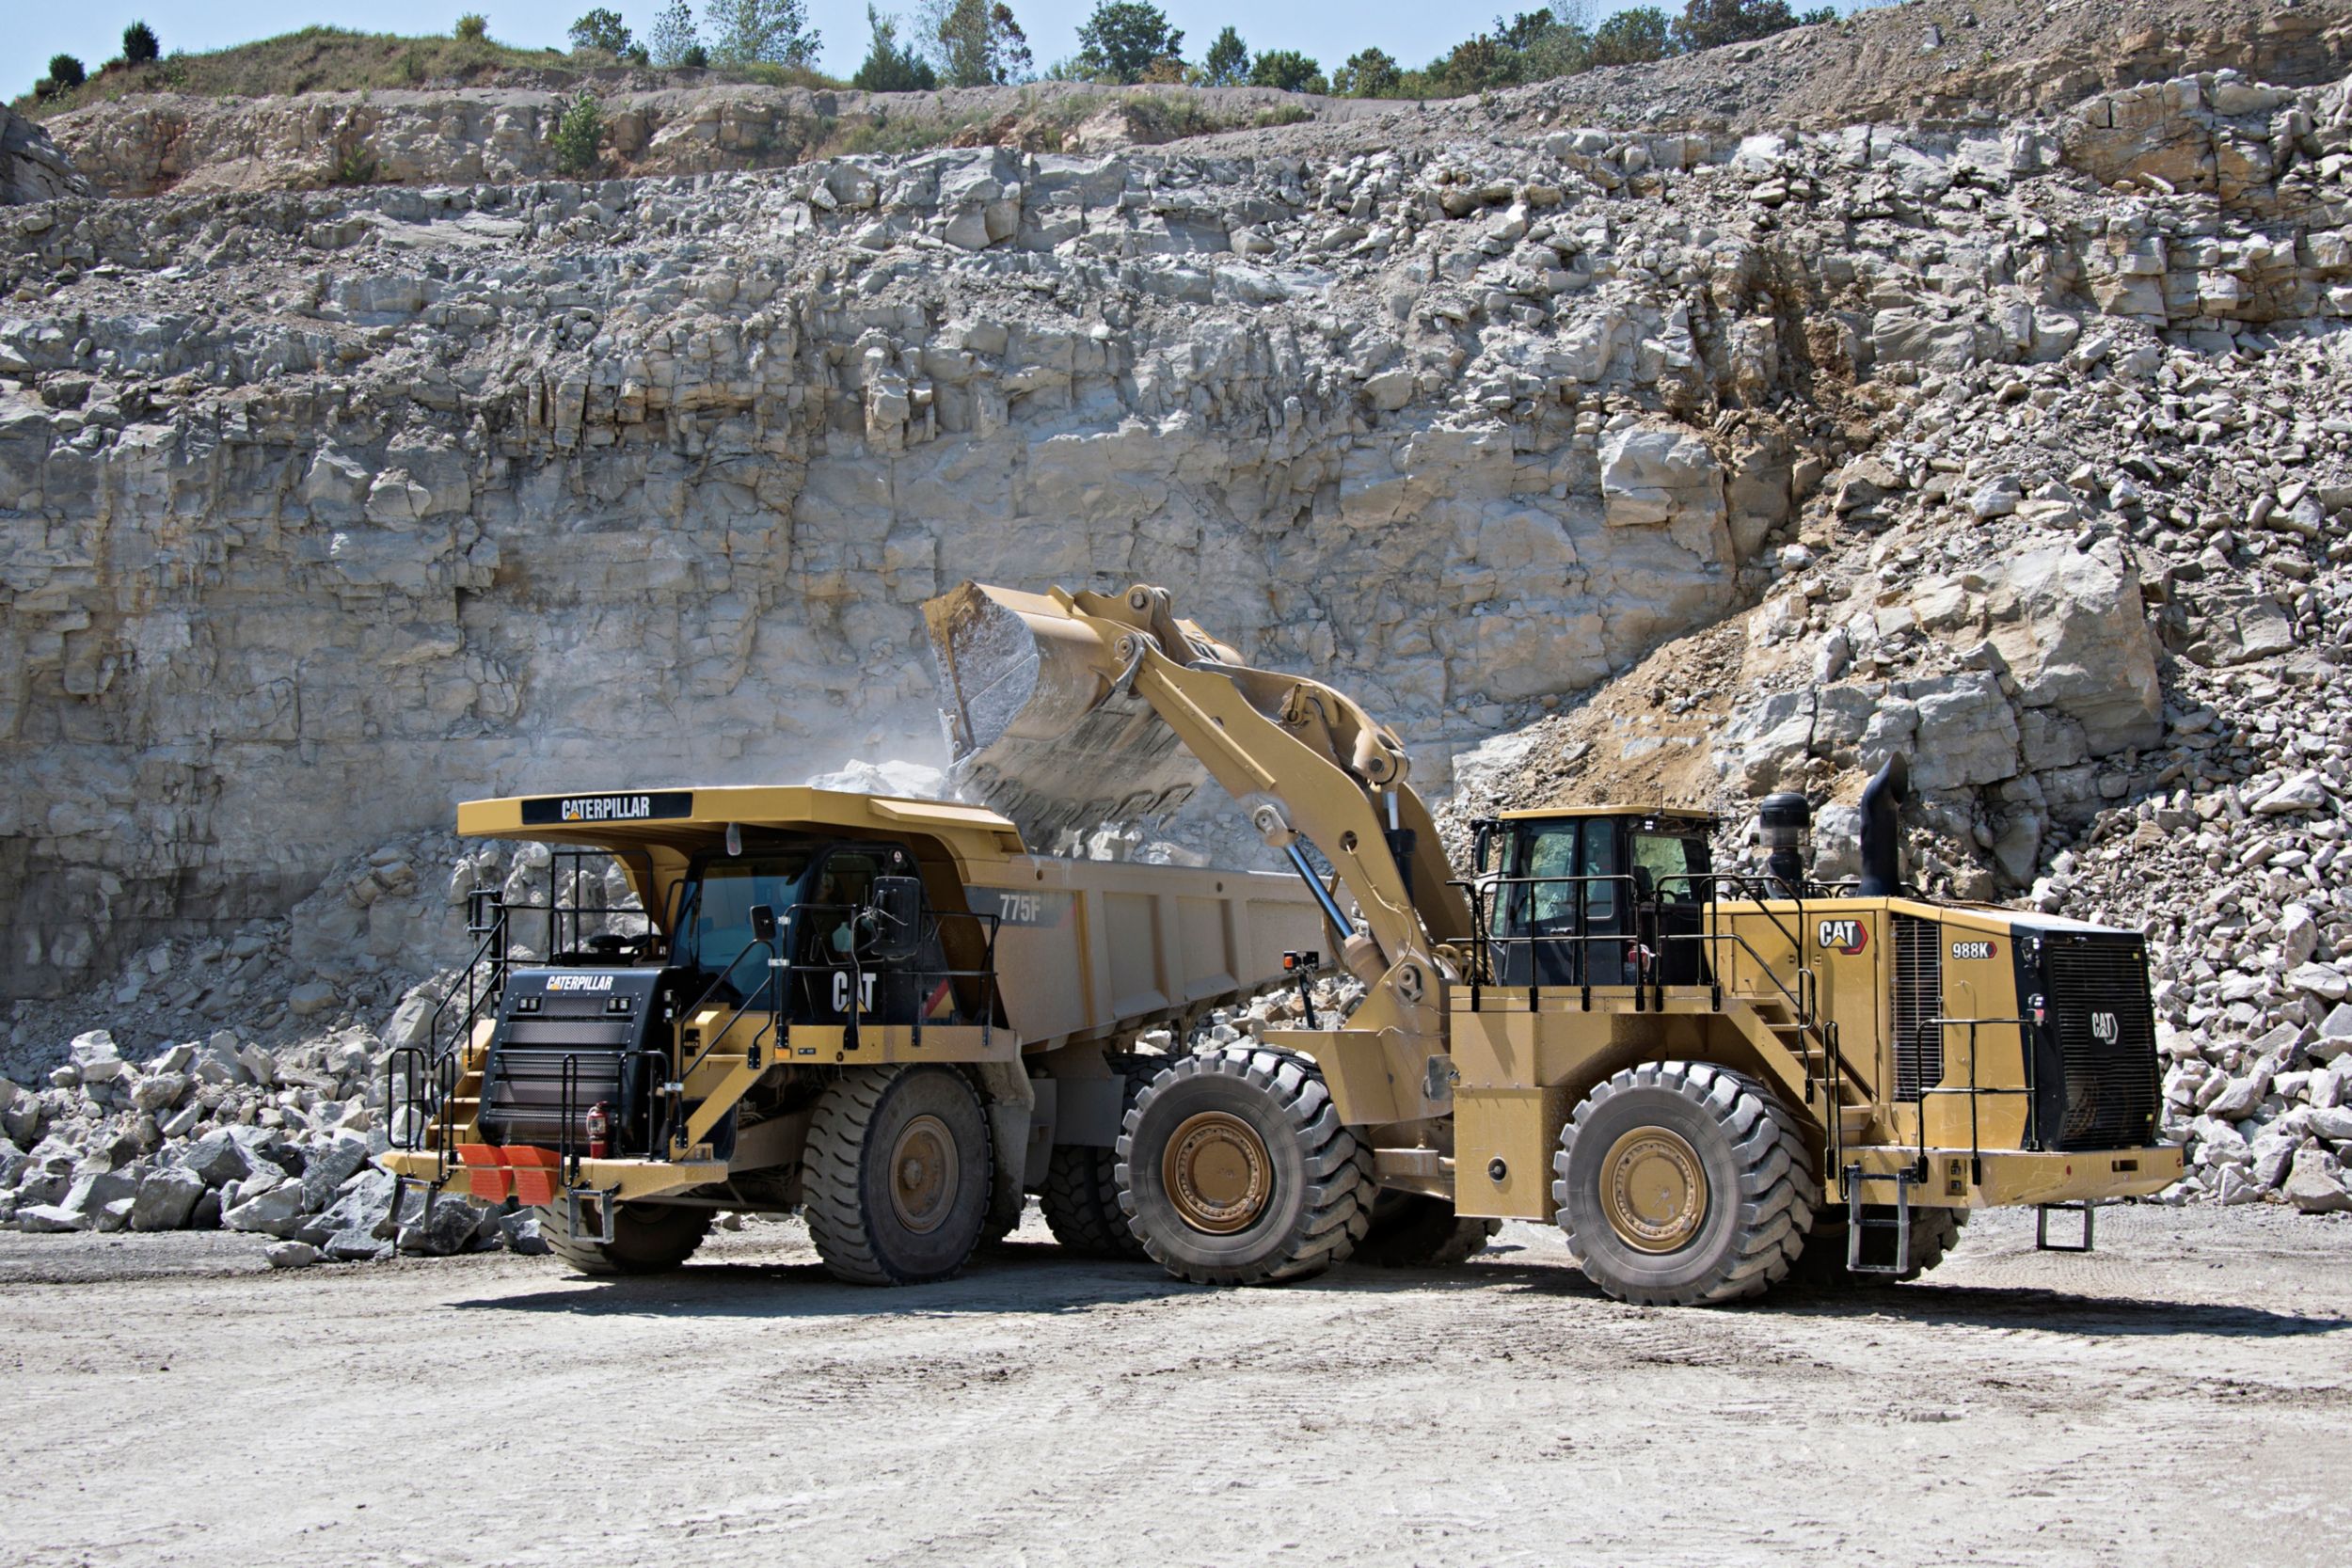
926,584,1468,1118
926,583,1469,968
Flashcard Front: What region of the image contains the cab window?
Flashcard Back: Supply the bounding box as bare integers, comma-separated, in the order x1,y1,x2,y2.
1581,822,1619,926
1631,833,1711,903
680,851,813,975
1525,828,1579,926
802,850,883,963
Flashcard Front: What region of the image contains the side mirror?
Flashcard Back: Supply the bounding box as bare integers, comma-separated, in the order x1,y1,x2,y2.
865,876,924,965
749,904,778,944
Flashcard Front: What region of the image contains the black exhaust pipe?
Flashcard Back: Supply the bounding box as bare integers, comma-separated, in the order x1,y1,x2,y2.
1757,791,1811,899
1856,753,1909,898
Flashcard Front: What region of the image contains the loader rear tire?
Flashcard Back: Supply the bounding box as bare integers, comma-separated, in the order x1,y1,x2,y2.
1551,1061,1819,1307
1788,1203,1966,1287
538,1201,712,1277
803,1065,993,1286
1351,1191,1502,1268
1116,1046,1373,1286
1040,1054,1152,1261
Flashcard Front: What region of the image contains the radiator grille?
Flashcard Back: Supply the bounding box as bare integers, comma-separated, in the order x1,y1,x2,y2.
481,1048,628,1148
2042,937,2161,1151
1891,914,1944,1101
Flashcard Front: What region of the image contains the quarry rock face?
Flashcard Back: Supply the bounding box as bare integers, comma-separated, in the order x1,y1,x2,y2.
0,4,2349,1230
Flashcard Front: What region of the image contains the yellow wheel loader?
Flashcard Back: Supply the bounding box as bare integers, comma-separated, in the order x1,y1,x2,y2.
924,582,2183,1304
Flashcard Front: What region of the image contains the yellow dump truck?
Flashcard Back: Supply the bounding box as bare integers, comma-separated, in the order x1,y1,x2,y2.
380,785,1321,1283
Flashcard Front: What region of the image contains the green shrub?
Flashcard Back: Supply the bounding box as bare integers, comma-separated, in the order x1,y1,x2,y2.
47,53,87,90
331,143,379,184
123,22,161,65
455,14,490,43
551,91,605,174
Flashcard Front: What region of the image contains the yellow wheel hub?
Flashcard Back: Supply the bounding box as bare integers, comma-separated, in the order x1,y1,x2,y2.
1598,1127,1709,1254
887,1114,961,1235
1163,1111,1273,1234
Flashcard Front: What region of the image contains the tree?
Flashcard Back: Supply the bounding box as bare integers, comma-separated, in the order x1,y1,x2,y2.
569,8,636,55
1435,34,1517,91
854,5,940,88
454,14,490,43
1073,1,1183,83
649,0,705,65
926,0,1031,87
122,21,161,64
46,53,87,90
1199,26,1248,87
1248,49,1323,94
551,92,605,173
1589,6,1674,64
1672,0,1804,52
1330,46,1398,97
706,0,821,66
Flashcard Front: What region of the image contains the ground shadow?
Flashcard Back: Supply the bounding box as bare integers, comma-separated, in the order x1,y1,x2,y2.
1765,1279,2351,1339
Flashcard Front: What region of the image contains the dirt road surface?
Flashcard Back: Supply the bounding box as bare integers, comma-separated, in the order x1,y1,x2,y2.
5,1203,2348,1567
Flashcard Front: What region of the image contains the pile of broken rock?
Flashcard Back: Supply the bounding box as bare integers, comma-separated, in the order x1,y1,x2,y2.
0,1027,538,1269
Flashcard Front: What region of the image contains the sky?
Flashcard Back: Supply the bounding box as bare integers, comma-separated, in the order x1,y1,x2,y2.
20,1,1664,90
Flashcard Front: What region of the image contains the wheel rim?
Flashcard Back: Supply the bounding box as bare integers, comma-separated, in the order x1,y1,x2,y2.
887,1113,961,1235
1162,1110,1272,1235
1598,1126,1709,1254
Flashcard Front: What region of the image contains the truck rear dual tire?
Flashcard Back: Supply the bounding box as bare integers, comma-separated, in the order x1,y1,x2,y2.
540,1201,713,1276
1116,1046,1373,1286
804,1064,994,1286
1552,1061,1819,1307
1040,1053,1152,1261
1353,1192,1503,1269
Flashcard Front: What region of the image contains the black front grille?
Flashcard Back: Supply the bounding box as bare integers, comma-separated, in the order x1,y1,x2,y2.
2042,937,2160,1151
481,1048,629,1148
1891,914,1943,1101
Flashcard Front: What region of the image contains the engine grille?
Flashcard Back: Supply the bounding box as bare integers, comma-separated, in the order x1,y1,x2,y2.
1891,914,1944,1102
481,1048,628,1148
2041,937,2161,1151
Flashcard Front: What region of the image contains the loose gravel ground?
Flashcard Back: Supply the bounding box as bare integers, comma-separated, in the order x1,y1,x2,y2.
4,1204,2347,1567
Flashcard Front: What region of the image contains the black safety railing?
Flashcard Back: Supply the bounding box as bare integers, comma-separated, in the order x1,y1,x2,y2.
1914,1015,2041,1188
1450,869,1868,1169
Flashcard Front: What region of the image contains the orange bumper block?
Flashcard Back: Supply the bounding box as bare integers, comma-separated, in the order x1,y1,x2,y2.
453,1144,564,1206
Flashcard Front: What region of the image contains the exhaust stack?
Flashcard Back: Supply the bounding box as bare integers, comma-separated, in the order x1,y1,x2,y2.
1856,753,1909,898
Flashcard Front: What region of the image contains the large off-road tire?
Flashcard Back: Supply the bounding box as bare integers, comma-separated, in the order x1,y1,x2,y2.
1116,1046,1373,1286
1351,1190,1502,1268
1551,1061,1819,1307
1787,1203,1966,1287
1040,1054,1152,1261
537,1200,712,1277
803,1065,994,1286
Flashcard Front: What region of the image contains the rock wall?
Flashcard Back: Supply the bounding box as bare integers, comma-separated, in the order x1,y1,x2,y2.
5,48,2352,1003
0,105,88,205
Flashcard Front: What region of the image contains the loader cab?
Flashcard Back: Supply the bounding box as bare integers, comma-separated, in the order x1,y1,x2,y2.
671,838,964,1026
1470,809,1719,988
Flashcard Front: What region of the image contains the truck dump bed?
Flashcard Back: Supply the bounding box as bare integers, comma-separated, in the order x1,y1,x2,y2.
451,784,1324,1052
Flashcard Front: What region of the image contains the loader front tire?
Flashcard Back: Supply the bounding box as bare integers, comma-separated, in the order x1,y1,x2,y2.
1351,1191,1502,1268
1116,1046,1372,1286
1552,1062,1818,1307
539,1201,712,1277
804,1065,993,1286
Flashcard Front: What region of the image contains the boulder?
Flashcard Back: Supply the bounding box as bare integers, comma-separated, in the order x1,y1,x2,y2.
264,1240,322,1270
129,1166,208,1231
223,1182,310,1238
2282,1148,2352,1213
398,1195,485,1257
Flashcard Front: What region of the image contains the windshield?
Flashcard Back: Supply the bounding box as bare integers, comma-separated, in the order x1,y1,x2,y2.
678,851,815,976
1632,833,1712,902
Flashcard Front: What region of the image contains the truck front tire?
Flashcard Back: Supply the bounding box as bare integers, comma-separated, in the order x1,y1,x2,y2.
539,1201,712,1276
804,1065,994,1286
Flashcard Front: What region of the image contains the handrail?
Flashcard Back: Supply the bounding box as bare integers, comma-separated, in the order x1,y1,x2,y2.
1917,1014,2039,1182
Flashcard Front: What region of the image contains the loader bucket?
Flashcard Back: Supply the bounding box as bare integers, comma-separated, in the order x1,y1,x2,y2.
924,582,1206,844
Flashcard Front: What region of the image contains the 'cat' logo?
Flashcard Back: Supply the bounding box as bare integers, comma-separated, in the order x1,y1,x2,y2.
2090,1011,2120,1043
1817,919,1868,956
